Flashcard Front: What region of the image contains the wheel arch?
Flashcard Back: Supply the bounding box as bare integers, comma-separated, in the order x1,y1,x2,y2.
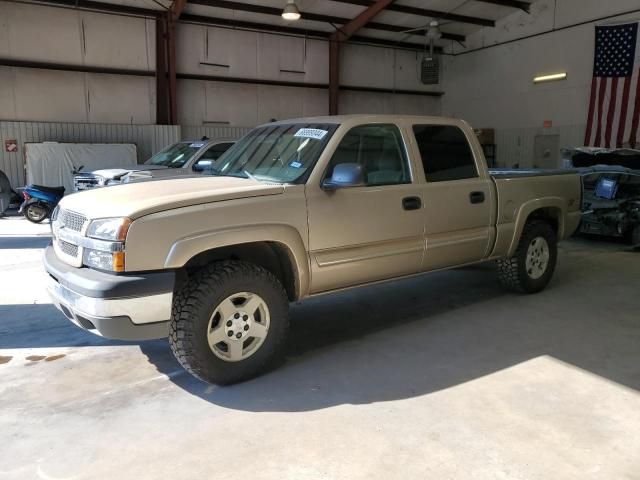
165,225,309,301
507,198,566,257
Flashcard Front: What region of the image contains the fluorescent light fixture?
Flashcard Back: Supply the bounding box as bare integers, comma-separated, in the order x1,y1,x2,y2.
533,72,567,83
282,0,301,20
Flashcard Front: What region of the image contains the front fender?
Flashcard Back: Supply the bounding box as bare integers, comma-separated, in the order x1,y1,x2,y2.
164,224,310,298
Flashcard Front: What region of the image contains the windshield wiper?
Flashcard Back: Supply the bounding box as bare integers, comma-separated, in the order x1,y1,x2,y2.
243,170,259,182
206,169,261,181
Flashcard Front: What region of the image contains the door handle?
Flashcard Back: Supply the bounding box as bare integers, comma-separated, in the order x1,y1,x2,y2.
402,196,422,211
469,191,485,204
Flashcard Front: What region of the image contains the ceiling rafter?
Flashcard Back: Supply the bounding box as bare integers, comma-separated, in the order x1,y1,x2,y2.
332,0,396,40
181,12,436,51
169,0,188,21
329,0,399,114
188,0,465,42
474,0,531,12
185,14,440,51
331,0,495,27
19,0,432,52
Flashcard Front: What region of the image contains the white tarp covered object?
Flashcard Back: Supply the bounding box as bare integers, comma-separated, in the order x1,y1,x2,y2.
26,143,137,193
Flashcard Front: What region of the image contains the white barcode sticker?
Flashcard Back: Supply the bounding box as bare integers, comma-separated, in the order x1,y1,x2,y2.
294,128,328,140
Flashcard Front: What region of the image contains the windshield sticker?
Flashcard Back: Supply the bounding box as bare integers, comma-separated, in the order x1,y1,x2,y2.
294,128,328,140
189,142,205,148
289,161,303,168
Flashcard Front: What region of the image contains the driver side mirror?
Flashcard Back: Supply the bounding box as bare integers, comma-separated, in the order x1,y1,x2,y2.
192,159,213,172
321,163,365,191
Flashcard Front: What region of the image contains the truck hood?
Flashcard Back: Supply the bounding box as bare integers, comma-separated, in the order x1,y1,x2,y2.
60,176,285,219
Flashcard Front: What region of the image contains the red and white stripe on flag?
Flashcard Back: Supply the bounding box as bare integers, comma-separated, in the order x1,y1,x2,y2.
584,21,640,148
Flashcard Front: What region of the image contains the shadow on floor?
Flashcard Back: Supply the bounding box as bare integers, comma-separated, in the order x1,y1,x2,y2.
140,257,640,412
0,236,51,249
3,246,639,413
0,304,139,348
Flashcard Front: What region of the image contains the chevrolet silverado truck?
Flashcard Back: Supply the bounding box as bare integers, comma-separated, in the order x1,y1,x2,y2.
73,138,235,191
45,115,582,385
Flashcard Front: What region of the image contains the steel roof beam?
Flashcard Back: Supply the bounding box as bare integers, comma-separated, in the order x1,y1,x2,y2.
331,0,495,27
189,0,465,42
474,0,530,12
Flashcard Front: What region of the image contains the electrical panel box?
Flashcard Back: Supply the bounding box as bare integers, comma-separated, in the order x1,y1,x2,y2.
421,57,440,85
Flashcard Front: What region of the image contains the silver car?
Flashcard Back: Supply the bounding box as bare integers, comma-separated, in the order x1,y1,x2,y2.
74,138,235,191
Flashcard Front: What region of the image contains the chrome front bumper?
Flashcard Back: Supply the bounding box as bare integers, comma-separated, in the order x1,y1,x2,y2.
44,246,174,340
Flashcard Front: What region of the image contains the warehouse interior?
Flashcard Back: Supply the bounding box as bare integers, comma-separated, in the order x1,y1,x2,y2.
1,0,639,479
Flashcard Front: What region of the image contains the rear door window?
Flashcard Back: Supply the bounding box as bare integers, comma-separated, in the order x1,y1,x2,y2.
412,125,478,182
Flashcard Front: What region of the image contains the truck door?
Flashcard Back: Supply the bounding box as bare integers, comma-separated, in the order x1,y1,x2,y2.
305,124,425,293
411,124,493,270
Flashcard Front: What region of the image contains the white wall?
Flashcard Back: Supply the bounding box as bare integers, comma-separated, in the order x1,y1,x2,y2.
0,1,156,124
174,23,441,124
0,1,441,127
441,0,640,166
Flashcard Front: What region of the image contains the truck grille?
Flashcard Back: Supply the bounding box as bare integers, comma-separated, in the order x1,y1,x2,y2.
58,239,79,258
52,208,88,267
58,209,87,232
74,174,102,191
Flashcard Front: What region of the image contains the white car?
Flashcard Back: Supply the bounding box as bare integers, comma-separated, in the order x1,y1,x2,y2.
74,138,235,191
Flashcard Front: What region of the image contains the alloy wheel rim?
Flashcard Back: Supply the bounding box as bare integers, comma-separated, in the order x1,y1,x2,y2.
207,292,270,362
525,236,550,280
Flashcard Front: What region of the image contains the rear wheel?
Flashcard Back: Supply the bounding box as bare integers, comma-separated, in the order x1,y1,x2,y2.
25,203,49,223
497,220,557,293
169,260,289,385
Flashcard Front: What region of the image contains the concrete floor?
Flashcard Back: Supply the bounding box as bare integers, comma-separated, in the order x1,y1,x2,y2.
1,214,639,480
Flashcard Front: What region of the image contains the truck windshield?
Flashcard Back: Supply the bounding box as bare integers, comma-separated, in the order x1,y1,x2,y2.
145,142,203,168
209,123,337,183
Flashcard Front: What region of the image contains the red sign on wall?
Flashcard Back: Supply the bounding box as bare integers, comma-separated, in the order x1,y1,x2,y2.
4,140,17,153
543,120,553,128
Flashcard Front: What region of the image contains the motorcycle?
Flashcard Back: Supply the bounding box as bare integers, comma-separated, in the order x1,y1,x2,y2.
19,184,65,223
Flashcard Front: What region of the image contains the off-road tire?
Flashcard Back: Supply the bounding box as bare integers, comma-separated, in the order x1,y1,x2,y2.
497,220,557,294
169,260,289,385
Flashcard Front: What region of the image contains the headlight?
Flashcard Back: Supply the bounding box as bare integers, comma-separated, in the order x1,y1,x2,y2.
84,217,130,272
83,249,125,272
87,217,131,241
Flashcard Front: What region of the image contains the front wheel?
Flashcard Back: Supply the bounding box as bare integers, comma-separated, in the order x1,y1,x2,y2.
25,203,50,223
169,261,289,385
497,220,558,293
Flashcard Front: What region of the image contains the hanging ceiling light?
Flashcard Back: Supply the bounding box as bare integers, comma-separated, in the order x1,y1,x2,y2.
282,0,301,21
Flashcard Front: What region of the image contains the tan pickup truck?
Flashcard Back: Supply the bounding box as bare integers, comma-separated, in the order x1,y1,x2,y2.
44,115,582,384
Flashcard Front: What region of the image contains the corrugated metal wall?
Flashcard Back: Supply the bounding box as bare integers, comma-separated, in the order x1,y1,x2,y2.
181,125,251,141
0,122,181,187
495,125,586,168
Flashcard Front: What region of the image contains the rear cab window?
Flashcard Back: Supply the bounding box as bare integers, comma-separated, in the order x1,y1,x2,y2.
199,142,234,161
412,125,478,182
325,124,411,186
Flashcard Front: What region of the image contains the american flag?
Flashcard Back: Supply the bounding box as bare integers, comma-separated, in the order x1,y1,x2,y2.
584,22,640,148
